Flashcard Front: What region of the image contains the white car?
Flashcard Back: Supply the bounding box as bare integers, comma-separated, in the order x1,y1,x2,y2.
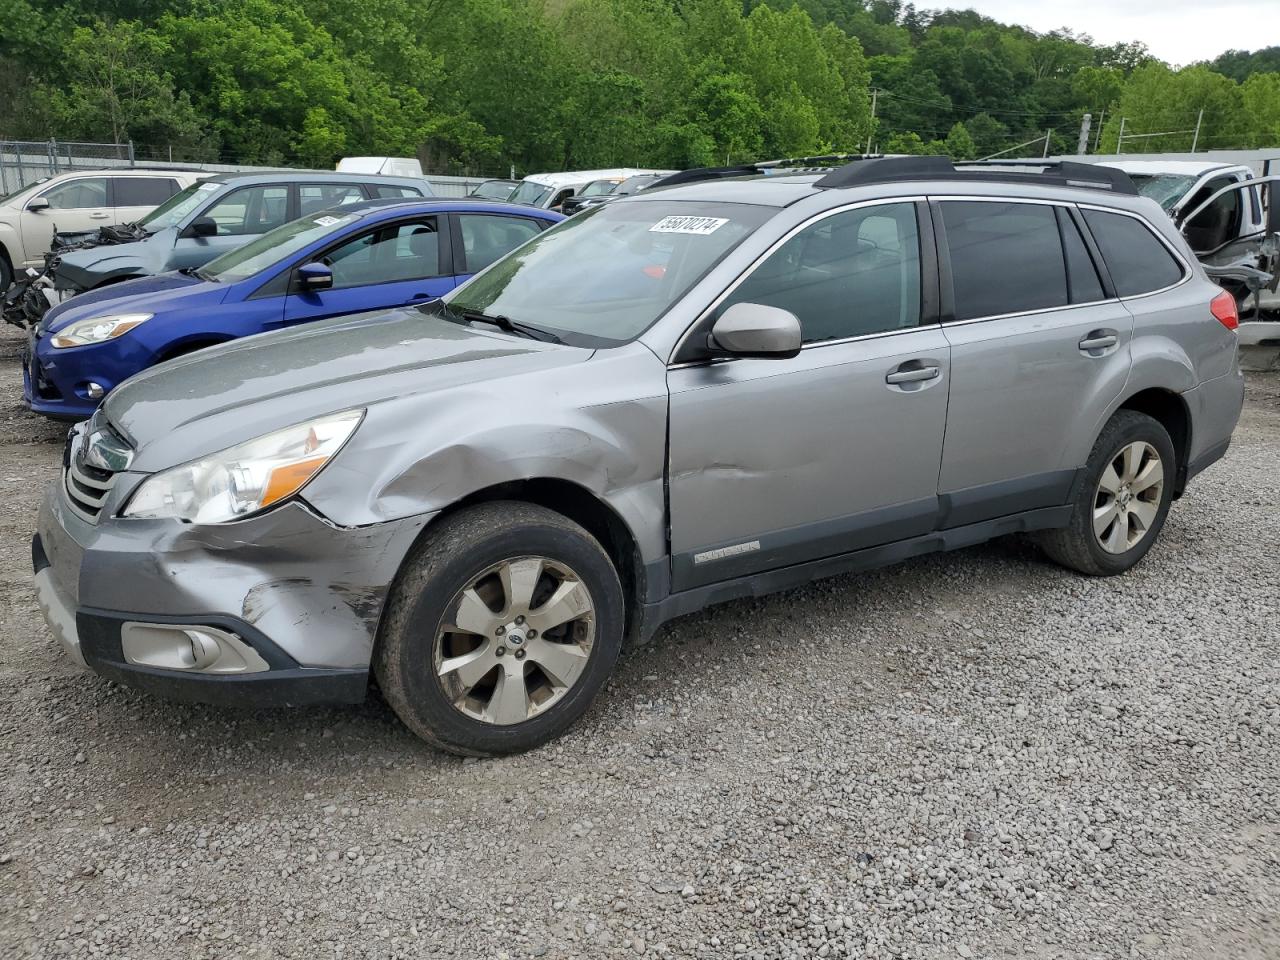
1100,160,1264,253
0,168,209,290
1102,159,1280,346
507,168,676,212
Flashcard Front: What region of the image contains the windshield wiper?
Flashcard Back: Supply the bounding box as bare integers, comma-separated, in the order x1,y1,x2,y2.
179,266,213,282
440,304,562,344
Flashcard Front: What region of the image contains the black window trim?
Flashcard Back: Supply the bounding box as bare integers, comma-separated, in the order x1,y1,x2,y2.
1076,202,1192,302
670,196,939,366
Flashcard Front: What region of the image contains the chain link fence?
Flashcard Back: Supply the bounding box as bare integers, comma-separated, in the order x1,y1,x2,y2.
0,140,139,195
0,138,500,198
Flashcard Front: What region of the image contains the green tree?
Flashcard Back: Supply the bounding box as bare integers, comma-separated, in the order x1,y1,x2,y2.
1100,63,1245,153
943,121,977,159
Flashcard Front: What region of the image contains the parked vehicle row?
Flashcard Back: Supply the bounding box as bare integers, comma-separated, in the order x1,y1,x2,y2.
25,198,562,418
31,155,1244,757
0,168,210,290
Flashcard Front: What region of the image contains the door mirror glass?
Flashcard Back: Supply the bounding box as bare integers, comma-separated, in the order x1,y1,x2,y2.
25,198,50,213
185,216,218,238
297,261,334,291
709,302,801,358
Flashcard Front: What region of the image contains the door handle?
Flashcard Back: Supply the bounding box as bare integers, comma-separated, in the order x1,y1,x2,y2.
885,365,940,385
90,212,109,219
1079,332,1118,351
406,292,433,302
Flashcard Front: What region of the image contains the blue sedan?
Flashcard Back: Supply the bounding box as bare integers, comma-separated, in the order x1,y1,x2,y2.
24,198,563,419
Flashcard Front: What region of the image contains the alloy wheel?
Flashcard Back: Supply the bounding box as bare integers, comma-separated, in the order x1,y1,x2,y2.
433,556,596,725
1093,441,1165,554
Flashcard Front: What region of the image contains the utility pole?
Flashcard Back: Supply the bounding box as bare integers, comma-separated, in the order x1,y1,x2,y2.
866,88,879,155
1191,109,1203,152
1116,116,1126,154
1043,129,1053,158
1077,114,1092,155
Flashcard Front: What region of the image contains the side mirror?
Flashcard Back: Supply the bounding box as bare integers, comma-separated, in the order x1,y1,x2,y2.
708,302,802,359
184,217,217,239
26,198,50,213
296,261,333,292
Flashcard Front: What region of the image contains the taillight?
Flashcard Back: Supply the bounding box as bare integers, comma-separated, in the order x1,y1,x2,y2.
1210,289,1239,331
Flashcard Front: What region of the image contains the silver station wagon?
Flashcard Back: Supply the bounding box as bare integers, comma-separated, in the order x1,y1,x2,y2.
34,157,1245,755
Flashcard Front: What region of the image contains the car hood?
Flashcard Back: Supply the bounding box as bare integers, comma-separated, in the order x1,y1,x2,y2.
53,229,174,290
41,271,217,333
104,307,594,472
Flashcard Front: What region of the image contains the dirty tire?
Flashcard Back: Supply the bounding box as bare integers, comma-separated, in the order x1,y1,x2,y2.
0,251,12,294
375,501,624,757
1038,410,1176,576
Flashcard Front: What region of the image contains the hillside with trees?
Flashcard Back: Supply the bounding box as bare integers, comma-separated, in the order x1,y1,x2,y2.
0,0,1275,173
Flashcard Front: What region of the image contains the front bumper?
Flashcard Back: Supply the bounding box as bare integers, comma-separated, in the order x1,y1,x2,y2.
33,478,432,708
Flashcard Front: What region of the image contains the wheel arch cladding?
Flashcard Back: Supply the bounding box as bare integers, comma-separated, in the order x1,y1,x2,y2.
1117,388,1192,494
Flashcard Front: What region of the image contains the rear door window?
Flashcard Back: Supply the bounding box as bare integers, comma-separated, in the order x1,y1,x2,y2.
457,214,543,272
373,185,423,199
940,201,1066,320
1082,209,1184,297
300,183,367,215
113,177,179,207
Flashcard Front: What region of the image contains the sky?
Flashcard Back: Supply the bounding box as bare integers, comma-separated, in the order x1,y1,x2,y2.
937,0,1280,67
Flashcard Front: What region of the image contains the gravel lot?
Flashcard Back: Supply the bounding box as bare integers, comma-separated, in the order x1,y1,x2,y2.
1,326,1277,960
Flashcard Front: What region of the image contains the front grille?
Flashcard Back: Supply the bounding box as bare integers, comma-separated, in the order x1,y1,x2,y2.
62,424,129,522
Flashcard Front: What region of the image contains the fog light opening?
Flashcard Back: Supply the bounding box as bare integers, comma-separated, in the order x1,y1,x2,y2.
120,622,270,674
85,382,105,400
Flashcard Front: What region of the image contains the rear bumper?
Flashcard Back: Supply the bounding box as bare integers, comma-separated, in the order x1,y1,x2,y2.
33,479,432,708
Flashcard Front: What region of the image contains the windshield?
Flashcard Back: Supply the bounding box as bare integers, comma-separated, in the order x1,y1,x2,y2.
472,180,516,200
139,180,220,231
616,175,658,196
201,211,361,283
579,180,619,198
445,199,773,346
1129,174,1197,213
0,177,50,205
509,180,553,207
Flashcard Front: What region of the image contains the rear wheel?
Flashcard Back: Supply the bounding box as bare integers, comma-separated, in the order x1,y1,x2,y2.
375,501,624,756
1038,410,1175,576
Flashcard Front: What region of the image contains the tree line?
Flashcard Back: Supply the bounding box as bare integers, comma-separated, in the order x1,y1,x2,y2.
0,0,1276,174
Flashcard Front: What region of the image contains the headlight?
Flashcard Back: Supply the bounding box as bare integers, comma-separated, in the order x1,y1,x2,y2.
123,410,363,523
51,313,152,349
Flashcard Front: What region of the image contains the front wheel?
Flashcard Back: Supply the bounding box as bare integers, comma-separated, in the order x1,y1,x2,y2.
375,501,624,756
1038,410,1176,576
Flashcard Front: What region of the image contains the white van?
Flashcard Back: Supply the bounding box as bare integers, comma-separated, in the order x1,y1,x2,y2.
508,168,676,211
336,157,425,178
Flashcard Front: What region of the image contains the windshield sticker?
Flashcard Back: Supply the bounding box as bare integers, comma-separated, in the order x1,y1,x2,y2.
649,215,728,236
312,215,343,227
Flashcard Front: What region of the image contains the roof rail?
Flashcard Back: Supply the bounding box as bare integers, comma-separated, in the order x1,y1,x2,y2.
650,154,884,190
814,156,1138,195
